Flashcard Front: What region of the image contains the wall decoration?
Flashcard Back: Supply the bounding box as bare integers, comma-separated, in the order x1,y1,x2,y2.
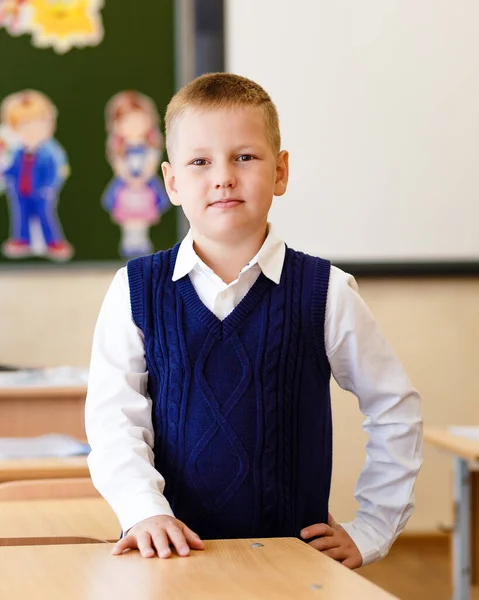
0,123,19,194
0,0,31,36
29,0,104,53
102,91,170,259
0,0,177,265
0,90,73,261
0,0,104,54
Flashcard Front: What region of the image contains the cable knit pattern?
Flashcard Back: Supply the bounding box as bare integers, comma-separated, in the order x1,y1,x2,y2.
281,250,303,531
128,245,332,539
260,273,285,535
157,250,183,503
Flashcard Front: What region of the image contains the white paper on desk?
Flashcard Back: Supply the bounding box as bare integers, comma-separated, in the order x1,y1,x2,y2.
0,434,90,459
449,426,479,441
0,366,88,388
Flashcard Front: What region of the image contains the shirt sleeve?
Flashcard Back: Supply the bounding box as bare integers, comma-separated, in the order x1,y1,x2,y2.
85,267,175,533
325,266,423,566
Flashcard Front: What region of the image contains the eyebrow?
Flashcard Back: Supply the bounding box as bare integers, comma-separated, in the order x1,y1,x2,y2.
188,145,259,154
188,148,210,154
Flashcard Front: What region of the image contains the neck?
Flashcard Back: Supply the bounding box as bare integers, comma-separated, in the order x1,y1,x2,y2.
127,136,144,145
24,142,42,152
192,225,268,284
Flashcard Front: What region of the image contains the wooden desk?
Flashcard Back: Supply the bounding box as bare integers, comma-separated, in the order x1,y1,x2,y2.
425,427,479,462
0,456,89,483
0,497,120,541
0,538,396,600
425,426,479,600
0,385,87,438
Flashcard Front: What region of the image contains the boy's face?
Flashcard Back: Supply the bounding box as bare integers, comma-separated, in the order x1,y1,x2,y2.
15,116,54,150
162,106,288,243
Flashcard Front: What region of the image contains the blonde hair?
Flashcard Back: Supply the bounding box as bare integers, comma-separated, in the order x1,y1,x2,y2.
165,72,280,156
1,90,57,129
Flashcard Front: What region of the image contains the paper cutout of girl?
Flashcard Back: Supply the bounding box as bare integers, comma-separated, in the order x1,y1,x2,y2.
0,90,73,261
102,91,170,259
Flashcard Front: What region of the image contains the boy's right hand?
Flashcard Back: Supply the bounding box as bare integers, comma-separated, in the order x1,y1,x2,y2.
112,515,205,558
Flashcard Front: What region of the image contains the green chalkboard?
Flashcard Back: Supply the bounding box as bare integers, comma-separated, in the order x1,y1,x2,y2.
0,1,177,264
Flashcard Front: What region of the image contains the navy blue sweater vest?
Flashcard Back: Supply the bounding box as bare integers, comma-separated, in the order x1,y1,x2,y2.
127,245,332,539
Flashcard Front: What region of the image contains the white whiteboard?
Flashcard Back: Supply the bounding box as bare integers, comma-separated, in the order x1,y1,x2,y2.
226,0,479,263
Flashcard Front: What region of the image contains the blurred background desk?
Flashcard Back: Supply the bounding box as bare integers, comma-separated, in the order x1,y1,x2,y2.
0,386,87,439
0,497,119,541
0,456,89,483
425,426,479,600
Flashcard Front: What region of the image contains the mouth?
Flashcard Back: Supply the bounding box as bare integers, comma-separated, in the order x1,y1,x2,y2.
209,199,245,209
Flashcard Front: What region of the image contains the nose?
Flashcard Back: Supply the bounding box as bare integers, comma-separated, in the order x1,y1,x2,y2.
214,163,236,190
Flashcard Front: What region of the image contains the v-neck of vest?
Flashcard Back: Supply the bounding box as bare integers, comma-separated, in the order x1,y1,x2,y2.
171,246,276,339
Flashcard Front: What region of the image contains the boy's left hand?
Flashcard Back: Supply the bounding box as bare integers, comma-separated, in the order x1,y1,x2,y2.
300,513,362,569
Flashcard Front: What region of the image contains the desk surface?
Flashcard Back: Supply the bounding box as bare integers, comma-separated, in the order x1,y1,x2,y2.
0,497,120,540
0,456,89,482
424,426,479,462
0,538,396,600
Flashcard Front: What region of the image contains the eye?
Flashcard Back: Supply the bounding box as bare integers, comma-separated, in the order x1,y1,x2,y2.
237,154,254,162
190,158,209,166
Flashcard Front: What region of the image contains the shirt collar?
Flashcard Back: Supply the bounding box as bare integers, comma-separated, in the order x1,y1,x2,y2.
172,223,285,284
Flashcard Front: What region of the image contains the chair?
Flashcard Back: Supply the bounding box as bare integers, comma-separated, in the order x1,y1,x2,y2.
0,477,100,501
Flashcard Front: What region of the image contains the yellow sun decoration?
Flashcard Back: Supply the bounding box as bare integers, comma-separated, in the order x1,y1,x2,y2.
29,0,95,38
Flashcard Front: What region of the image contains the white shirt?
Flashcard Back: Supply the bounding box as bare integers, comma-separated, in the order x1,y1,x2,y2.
85,227,423,566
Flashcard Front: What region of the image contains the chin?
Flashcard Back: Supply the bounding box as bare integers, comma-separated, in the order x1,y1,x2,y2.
203,222,250,244
193,213,266,243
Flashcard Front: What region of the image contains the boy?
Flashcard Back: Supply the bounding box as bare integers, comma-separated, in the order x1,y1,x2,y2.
85,73,422,569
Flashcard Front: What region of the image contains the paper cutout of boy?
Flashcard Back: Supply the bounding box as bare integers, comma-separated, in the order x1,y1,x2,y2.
0,90,73,261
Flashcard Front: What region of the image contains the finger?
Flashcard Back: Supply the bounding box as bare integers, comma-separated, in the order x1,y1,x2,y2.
111,535,138,555
152,530,172,559
322,547,346,561
308,536,340,552
300,523,334,539
167,526,190,557
182,525,205,550
342,556,362,570
137,532,156,558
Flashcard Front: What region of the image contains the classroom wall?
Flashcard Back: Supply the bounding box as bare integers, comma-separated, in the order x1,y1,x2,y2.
1,270,478,533
226,0,479,263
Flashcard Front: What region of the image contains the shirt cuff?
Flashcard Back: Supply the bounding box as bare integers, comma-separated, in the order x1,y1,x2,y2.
340,521,390,566
116,492,175,534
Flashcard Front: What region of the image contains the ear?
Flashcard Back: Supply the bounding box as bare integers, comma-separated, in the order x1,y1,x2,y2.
273,150,289,197
161,161,181,206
